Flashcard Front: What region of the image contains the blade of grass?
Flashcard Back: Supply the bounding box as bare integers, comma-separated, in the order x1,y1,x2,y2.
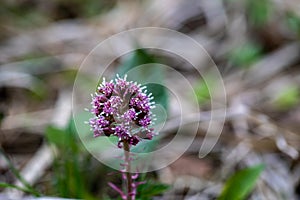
0,182,40,196
0,148,41,197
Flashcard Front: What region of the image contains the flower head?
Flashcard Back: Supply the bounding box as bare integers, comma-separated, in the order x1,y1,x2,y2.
89,75,155,147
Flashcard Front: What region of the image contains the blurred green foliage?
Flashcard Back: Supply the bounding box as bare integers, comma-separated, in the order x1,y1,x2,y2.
218,164,264,200
0,0,115,30
194,76,215,105
46,119,98,200
246,0,273,26
229,42,262,68
286,12,300,36
0,4,48,28
274,86,300,110
52,0,116,19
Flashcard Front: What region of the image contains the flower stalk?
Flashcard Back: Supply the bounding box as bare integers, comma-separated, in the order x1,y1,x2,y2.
123,141,132,200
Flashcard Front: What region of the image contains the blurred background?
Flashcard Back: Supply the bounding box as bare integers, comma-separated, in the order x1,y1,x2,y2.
1,0,300,199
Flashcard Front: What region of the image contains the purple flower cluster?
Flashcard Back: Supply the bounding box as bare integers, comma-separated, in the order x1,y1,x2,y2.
89,75,155,147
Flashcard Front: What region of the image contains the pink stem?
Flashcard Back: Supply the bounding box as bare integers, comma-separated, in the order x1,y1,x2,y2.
108,182,127,200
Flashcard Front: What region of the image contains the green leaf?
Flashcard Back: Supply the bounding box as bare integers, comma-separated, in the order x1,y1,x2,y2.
117,49,156,76
136,181,170,200
66,117,79,138
218,164,264,200
46,118,81,153
73,111,93,139
45,125,68,147
83,135,119,152
131,138,159,153
116,49,168,111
